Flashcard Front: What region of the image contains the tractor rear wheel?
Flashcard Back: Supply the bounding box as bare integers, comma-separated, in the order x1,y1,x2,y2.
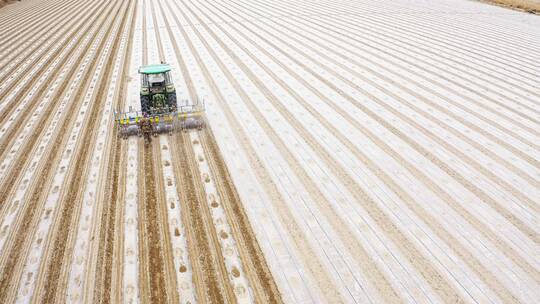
167,93,177,111
141,95,150,114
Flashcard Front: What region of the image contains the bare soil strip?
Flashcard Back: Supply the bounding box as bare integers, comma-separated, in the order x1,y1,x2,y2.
137,139,172,303
0,1,118,300
137,2,177,302
476,0,540,13
149,0,165,61
200,127,283,303
153,139,182,303
94,135,126,302
141,0,148,65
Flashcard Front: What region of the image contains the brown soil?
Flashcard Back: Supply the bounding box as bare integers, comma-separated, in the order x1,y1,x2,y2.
0,1,19,10
476,0,540,13
138,141,169,304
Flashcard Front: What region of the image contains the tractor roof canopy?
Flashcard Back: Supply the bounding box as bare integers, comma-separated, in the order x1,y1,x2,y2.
139,64,171,74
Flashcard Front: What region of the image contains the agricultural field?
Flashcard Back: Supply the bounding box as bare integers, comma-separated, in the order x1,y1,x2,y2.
0,0,539,303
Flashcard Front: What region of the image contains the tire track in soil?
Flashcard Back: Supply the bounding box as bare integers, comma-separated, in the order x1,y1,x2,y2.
146,1,182,299
0,1,119,300
30,2,131,302
138,1,175,302
137,140,171,304
141,0,148,65
94,136,126,302
137,142,150,300
201,2,532,300
165,1,343,302
200,127,283,303
180,1,465,302
92,0,136,302
153,139,181,303
0,0,109,209
148,0,165,62
170,132,234,304
137,2,152,301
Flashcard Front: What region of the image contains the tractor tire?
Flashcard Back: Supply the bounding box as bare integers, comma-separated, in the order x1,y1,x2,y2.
141,95,151,114
167,93,177,111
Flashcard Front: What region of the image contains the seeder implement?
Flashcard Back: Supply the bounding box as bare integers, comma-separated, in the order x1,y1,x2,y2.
114,101,205,140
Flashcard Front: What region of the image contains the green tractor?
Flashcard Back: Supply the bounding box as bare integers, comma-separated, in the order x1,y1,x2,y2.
139,63,177,115
114,63,205,140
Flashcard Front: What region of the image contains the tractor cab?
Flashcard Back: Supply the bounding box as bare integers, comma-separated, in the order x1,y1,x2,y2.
148,73,165,89
139,63,177,115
